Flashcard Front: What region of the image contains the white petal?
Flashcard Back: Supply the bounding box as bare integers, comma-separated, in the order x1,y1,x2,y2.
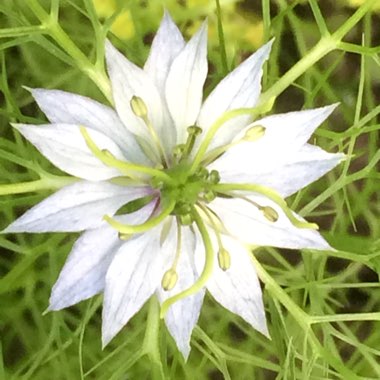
211,196,332,250
197,41,273,150
165,22,208,144
196,234,268,336
14,123,126,180
239,105,337,150
144,11,185,93
102,227,163,346
29,88,148,164
157,222,204,360
213,144,344,197
48,202,156,310
105,40,165,142
3,181,150,233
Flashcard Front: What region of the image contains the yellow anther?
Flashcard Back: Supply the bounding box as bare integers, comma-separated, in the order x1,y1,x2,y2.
101,149,115,159
118,232,131,240
243,125,266,142
161,268,178,291
130,95,148,118
260,206,279,222
217,248,231,271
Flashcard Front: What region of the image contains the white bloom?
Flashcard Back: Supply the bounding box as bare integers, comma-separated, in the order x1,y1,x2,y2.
3,12,344,359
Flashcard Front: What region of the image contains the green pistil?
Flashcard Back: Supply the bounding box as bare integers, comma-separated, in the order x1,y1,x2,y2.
104,198,176,234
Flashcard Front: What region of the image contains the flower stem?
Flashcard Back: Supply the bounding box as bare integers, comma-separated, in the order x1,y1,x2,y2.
160,208,214,318
0,176,77,196
142,297,165,380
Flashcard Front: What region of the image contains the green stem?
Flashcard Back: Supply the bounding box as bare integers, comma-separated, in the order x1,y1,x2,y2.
160,208,214,318
142,297,165,380
26,0,112,102
0,176,77,196
258,0,377,107
250,253,360,379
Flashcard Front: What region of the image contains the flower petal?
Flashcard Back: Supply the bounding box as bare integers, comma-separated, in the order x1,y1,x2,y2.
211,196,332,250
3,181,150,233
239,105,337,150
144,11,185,93
102,227,163,346
105,40,165,141
196,234,268,336
157,221,204,360
14,123,126,180
29,88,148,164
165,22,208,144
49,202,156,310
197,40,273,150
213,144,344,197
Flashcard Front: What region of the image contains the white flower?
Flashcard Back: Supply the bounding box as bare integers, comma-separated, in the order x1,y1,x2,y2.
3,12,344,359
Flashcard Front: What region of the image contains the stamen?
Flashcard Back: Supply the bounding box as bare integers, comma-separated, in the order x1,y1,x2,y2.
161,269,178,291
259,205,279,222
160,209,214,318
180,126,202,160
161,220,182,291
104,198,176,234
130,96,169,167
118,232,131,240
214,183,319,230
80,126,175,184
202,190,216,203
199,204,230,271
217,248,231,271
243,125,266,142
130,95,148,118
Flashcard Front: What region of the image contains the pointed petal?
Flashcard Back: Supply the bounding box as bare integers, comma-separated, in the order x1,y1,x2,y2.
197,41,273,150
196,234,268,336
3,181,150,233
29,88,148,164
239,105,337,149
144,11,185,92
211,196,332,250
14,123,126,180
102,227,163,346
49,202,156,310
212,144,344,197
105,40,165,141
165,22,208,144
157,222,204,360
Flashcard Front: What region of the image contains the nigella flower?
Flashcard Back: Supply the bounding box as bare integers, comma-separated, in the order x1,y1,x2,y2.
4,12,343,358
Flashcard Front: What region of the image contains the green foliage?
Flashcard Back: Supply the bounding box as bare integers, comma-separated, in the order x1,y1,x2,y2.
1,0,379,379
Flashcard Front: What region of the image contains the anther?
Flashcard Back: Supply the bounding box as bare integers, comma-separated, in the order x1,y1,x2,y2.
161,268,178,291
243,125,266,142
260,206,279,222
218,248,231,271
187,126,202,136
118,232,131,240
130,95,148,118
208,170,220,184
101,149,116,159
203,190,216,203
